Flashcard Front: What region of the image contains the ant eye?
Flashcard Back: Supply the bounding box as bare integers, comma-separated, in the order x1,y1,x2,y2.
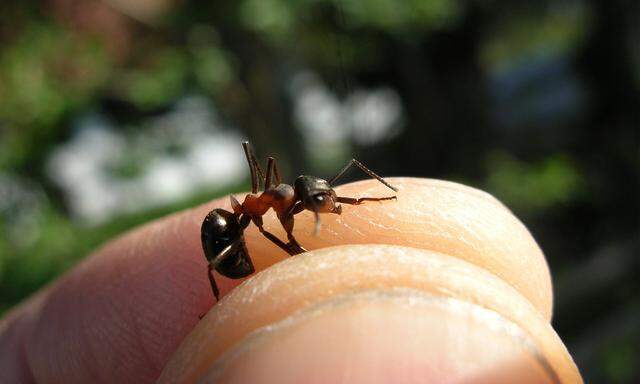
310,193,334,212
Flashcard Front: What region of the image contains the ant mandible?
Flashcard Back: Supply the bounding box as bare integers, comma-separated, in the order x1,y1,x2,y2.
201,142,398,300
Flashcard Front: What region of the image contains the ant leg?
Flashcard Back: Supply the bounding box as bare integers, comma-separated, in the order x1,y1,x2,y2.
247,143,265,178
287,230,308,253
242,142,260,193
273,157,281,185
265,157,275,190
207,263,220,301
253,216,305,255
328,159,398,192
284,201,305,218
205,242,241,301
258,226,305,256
264,156,282,190
336,195,397,206
200,263,220,318
242,142,266,191
278,204,308,252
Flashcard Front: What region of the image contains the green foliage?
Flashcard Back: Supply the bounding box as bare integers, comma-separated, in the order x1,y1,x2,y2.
192,45,237,94
485,152,585,214
0,23,110,168
188,25,238,94
599,336,638,383
336,0,461,32
0,23,109,127
237,0,462,42
113,48,188,110
480,3,590,71
240,0,296,41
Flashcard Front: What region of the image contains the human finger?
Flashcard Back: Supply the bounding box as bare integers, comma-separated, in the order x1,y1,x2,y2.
159,245,581,383
249,178,553,319
0,177,554,383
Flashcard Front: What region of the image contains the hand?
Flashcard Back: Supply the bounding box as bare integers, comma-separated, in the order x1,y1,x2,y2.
0,178,582,383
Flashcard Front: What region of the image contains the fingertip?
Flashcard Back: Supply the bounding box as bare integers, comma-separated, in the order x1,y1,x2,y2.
204,292,556,384
248,177,553,319
159,245,581,384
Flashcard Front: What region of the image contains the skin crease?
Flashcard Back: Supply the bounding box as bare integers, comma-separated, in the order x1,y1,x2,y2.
200,291,558,384
0,178,576,383
159,246,580,384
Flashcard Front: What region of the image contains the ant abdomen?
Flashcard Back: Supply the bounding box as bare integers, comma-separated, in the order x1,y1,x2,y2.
201,209,254,279
216,249,254,278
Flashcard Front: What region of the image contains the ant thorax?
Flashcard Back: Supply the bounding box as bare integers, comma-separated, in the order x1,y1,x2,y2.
242,184,296,218
241,193,270,216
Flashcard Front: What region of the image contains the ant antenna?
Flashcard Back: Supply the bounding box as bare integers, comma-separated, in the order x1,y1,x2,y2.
329,159,398,192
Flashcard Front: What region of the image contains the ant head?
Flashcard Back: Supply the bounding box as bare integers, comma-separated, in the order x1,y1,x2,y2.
305,191,341,235
294,175,342,234
294,175,341,214
307,192,340,214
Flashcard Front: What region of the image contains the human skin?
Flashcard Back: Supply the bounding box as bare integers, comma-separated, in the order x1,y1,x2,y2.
0,178,582,383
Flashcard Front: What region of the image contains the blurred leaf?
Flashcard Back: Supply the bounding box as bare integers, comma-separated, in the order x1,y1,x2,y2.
114,48,188,109
0,23,110,168
336,0,461,32
599,339,637,383
240,0,295,41
0,23,109,127
485,152,584,213
480,3,590,72
191,46,236,94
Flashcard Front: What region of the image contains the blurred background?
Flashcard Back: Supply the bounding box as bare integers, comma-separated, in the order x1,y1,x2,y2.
0,0,638,381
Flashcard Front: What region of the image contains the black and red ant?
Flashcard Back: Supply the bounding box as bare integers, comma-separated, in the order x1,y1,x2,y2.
201,142,398,300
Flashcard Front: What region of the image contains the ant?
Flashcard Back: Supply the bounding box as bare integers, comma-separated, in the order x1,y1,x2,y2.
200,142,398,300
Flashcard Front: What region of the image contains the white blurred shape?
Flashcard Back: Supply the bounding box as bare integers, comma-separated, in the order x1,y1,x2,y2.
292,71,347,143
143,157,192,205
347,87,403,146
189,134,245,183
290,70,404,152
46,96,245,225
